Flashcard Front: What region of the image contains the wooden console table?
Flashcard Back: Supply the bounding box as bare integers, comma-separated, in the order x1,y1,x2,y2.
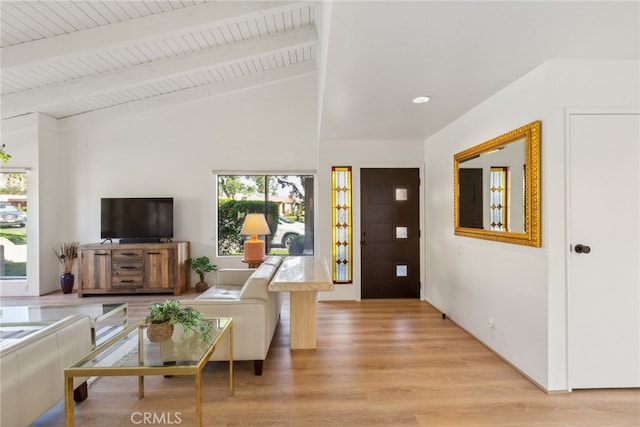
78,242,190,297
268,257,334,349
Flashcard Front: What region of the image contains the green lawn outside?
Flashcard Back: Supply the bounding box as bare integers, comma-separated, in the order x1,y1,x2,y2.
0,228,27,245
1,229,27,277
3,261,26,276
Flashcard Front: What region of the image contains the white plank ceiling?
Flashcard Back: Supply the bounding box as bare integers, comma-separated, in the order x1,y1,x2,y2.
1,1,638,141
1,1,317,119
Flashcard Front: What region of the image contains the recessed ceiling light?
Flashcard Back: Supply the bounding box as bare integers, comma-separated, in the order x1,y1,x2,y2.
412,96,431,104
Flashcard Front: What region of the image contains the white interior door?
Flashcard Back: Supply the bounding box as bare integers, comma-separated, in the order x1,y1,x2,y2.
568,113,640,389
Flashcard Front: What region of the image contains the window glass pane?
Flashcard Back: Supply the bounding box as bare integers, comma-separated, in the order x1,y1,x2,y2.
1,172,27,279
217,174,314,257
396,264,408,277
396,226,408,239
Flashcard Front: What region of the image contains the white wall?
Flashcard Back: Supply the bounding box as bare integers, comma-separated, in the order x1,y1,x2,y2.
424,59,639,391
318,139,425,301
3,74,317,294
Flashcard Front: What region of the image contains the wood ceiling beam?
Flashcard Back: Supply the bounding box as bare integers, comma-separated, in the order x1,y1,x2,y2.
58,61,316,126
2,26,317,119
1,1,300,71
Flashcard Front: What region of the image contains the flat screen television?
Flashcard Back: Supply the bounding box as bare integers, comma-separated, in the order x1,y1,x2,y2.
101,198,173,242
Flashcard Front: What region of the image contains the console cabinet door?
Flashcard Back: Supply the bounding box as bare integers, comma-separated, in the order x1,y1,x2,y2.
80,249,112,292
144,248,175,290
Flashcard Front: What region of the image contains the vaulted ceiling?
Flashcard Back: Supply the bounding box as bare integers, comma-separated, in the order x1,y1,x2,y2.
1,1,317,119
1,1,638,141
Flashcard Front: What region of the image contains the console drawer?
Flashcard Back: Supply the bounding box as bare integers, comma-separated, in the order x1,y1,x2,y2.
111,276,144,288
112,261,144,288
112,249,143,262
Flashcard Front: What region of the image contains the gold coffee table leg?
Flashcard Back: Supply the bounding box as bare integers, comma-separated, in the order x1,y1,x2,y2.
138,376,144,399
195,373,203,427
229,322,234,396
65,373,74,427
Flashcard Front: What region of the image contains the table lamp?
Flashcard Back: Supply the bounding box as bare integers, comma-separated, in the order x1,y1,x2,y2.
240,213,271,263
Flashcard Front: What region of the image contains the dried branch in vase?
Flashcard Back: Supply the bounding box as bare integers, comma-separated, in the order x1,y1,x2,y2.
54,242,79,273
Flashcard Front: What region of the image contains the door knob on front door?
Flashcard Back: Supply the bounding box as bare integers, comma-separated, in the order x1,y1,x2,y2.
574,244,591,254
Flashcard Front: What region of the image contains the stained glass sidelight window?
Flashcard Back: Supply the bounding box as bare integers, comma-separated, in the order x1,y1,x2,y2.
489,167,508,231
332,167,352,284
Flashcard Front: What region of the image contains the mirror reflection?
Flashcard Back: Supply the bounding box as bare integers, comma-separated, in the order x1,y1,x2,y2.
457,138,526,232
454,121,541,247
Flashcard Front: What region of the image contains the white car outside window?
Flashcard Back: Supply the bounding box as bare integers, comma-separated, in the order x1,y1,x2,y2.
270,217,304,248
0,203,26,228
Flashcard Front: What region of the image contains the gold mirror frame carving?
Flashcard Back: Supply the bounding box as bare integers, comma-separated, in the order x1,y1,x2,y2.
454,120,541,247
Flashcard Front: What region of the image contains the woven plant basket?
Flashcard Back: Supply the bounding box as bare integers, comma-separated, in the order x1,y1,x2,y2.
147,322,174,343
195,281,209,292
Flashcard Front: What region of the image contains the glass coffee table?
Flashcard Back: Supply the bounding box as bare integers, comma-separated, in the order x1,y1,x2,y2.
64,317,233,427
0,303,128,348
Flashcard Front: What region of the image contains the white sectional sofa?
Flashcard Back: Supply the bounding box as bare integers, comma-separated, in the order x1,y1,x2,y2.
180,256,283,375
0,314,92,426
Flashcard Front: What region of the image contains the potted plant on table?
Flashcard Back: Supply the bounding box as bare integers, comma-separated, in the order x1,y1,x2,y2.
54,241,79,294
145,299,214,343
189,256,218,292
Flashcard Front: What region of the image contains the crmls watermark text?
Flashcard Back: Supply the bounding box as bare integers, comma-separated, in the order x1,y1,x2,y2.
130,412,182,424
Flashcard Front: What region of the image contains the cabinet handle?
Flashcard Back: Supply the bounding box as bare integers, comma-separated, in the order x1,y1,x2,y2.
119,280,134,283
119,266,136,269
121,252,137,256
95,253,109,256
147,252,161,255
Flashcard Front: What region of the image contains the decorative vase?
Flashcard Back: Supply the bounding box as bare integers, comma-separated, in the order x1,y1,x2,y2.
195,281,209,292
147,322,174,343
60,272,74,294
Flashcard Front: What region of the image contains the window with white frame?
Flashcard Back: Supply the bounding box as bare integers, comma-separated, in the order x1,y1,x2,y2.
216,174,314,257
1,171,28,280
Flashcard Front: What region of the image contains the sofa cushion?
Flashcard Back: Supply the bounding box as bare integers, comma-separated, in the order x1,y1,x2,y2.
237,264,275,300
237,257,283,300
214,269,255,289
262,256,282,266
198,287,240,300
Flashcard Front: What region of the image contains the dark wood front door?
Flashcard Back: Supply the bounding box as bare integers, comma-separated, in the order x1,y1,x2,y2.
458,168,483,228
361,168,420,299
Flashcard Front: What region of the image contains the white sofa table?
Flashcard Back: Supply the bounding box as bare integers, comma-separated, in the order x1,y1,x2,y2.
268,256,334,349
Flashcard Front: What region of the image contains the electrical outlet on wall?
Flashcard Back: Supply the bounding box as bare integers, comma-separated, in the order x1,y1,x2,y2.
487,317,496,329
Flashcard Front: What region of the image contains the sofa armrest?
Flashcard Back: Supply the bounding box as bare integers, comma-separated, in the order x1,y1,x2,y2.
180,299,268,361
0,314,92,427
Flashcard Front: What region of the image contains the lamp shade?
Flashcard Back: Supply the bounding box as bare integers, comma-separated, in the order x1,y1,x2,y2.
240,213,271,236
240,213,271,263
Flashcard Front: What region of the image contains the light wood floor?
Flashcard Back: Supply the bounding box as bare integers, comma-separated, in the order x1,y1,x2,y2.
2,290,639,426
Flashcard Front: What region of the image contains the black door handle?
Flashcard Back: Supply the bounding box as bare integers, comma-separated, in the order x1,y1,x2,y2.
574,244,591,254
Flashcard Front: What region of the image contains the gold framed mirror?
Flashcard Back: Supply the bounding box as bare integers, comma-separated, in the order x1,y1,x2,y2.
454,120,541,247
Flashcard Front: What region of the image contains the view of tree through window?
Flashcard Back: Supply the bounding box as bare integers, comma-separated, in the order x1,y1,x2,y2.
217,174,314,257
1,172,27,280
